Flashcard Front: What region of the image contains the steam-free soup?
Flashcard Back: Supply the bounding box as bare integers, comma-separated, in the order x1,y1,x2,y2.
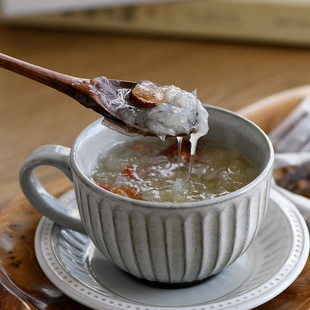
92,138,256,203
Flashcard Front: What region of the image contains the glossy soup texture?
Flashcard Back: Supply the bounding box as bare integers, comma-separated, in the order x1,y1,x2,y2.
92,138,257,203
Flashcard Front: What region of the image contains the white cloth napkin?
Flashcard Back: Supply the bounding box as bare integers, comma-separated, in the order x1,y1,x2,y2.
268,95,310,226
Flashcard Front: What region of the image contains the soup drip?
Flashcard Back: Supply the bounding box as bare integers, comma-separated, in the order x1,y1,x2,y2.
175,136,196,183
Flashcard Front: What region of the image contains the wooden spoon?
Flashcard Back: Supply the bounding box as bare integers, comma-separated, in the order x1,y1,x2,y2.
0,52,150,136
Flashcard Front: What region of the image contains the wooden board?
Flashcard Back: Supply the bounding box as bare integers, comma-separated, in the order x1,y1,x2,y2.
238,85,310,134
1,87,310,310
0,178,91,310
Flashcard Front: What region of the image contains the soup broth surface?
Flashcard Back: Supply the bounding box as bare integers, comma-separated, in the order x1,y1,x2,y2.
92,138,256,203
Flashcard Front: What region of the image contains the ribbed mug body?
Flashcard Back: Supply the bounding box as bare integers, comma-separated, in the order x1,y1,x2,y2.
73,170,271,284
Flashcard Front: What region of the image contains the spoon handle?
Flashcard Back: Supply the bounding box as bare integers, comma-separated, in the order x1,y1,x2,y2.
0,52,86,103
0,52,141,135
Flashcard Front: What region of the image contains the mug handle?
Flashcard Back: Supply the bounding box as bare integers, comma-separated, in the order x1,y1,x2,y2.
19,144,86,234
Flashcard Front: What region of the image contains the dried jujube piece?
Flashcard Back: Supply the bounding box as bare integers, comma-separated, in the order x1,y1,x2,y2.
273,162,310,198
130,80,167,107
110,185,144,200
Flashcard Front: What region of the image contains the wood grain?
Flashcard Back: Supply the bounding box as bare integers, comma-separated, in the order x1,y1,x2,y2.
239,85,310,134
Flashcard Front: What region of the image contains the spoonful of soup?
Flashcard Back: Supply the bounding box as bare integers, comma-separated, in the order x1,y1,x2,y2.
0,52,208,139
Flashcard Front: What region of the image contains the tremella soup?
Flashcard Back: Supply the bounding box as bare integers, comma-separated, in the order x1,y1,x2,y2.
92,137,256,203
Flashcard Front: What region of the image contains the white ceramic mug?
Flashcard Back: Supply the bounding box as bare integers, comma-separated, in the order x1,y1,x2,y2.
20,105,274,286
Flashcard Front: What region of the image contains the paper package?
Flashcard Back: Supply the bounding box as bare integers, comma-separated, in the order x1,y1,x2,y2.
268,95,310,224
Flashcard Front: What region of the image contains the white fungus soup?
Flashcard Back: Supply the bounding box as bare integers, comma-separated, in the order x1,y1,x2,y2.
92,138,257,203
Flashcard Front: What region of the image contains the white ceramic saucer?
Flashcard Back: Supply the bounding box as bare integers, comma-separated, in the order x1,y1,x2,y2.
35,188,309,310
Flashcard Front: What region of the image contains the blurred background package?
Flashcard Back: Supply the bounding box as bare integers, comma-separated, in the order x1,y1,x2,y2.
1,0,310,46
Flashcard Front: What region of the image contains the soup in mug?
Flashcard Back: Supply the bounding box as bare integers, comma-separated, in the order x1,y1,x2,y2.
92,137,256,203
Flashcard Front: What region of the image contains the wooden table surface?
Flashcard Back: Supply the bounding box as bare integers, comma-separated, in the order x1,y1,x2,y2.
1,25,310,309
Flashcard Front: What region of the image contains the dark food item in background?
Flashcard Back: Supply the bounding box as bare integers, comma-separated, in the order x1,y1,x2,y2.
273,162,310,198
